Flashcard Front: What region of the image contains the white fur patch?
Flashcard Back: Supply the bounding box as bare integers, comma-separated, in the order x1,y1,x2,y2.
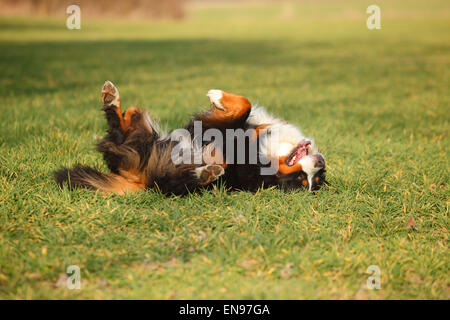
206,89,224,110
248,106,318,159
194,165,225,180
298,154,324,190
247,106,281,127
277,142,295,157
247,106,322,179
194,166,205,179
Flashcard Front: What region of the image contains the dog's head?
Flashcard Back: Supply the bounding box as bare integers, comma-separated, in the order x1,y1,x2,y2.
276,141,326,191
249,107,327,191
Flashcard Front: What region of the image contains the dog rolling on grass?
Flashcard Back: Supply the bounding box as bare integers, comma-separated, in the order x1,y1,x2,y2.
54,81,327,195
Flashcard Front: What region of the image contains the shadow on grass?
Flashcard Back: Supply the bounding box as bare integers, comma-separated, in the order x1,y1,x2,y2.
0,38,332,97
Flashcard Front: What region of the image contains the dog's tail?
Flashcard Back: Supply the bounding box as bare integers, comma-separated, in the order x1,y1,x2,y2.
53,165,142,195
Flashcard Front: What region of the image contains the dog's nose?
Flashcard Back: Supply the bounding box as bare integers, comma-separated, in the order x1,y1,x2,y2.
313,154,325,168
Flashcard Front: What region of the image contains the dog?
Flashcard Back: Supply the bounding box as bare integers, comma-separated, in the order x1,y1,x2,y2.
54,81,326,195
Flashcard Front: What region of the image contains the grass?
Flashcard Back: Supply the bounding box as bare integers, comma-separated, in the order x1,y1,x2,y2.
0,0,448,299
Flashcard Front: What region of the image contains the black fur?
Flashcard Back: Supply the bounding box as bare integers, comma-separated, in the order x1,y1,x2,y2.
97,105,126,173
53,165,109,191
55,93,326,195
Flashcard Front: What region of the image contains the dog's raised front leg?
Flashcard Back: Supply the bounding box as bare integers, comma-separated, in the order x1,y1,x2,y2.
194,89,252,129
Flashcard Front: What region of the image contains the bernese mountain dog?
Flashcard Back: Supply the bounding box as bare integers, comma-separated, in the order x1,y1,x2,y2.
54,81,327,195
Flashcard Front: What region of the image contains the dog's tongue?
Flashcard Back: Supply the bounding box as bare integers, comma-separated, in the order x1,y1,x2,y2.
298,145,308,158
287,143,310,166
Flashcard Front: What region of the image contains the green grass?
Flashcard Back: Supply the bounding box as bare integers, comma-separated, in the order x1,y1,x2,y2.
0,0,449,299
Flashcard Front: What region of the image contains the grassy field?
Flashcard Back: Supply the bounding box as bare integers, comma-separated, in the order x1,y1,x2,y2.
0,0,448,299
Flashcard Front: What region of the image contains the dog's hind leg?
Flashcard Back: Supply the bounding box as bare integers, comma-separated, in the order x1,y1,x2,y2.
100,81,127,148
99,81,160,173
101,80,159,138
99,81,131,173
102,80,126,132
55,81,160,195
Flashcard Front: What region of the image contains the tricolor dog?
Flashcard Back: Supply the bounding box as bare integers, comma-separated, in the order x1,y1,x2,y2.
55,81,327,195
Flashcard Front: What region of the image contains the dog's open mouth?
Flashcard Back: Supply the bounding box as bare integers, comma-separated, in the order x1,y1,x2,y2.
286,141,311,166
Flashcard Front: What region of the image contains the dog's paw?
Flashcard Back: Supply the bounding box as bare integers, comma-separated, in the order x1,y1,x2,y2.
102,80,121,108
195,165,225,185
207,89,226,111
205,90,252,119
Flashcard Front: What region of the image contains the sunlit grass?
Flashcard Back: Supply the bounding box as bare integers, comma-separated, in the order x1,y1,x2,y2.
0,0,448,299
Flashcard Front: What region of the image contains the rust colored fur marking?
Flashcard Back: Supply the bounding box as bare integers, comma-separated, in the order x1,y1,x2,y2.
278,155,303,175
55,82,327,196
107,173,145,195
251,123,270,142
123,107,139,134
255,124,269,136
198,90,252,126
